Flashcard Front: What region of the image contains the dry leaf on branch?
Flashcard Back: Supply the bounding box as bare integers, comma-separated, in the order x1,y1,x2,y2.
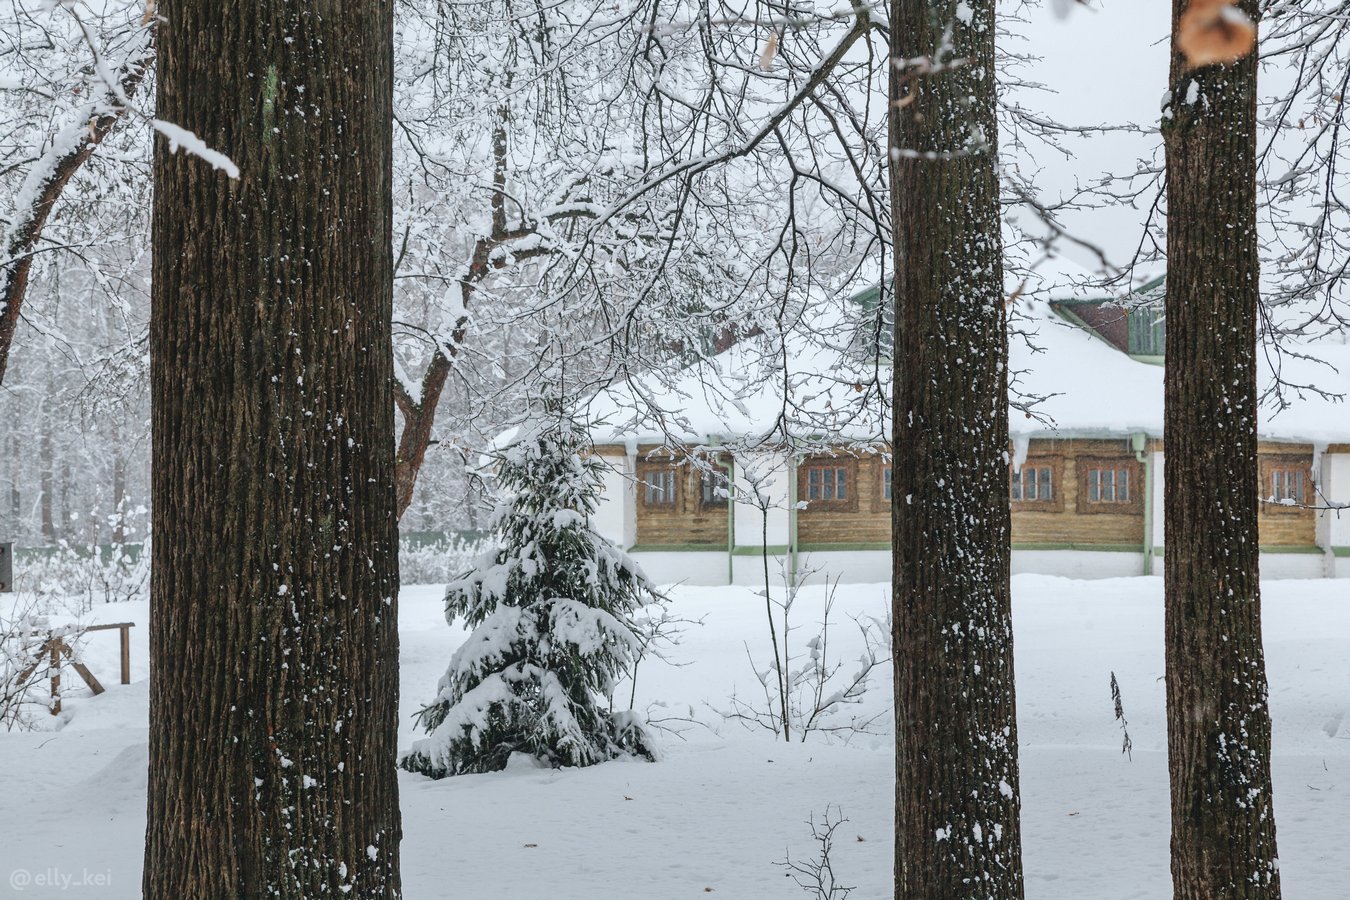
758,30,780,70
1177,0,1256,70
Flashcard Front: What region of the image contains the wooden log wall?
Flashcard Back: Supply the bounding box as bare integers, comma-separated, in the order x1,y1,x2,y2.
597,439,1317,550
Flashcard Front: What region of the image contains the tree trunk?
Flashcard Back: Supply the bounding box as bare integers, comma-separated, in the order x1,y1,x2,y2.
39,414,54,543
1162,3,1281,897
111,433,126,545
145,2,402,897
394,351,451,518
889,2,1024,897
7,430,19,526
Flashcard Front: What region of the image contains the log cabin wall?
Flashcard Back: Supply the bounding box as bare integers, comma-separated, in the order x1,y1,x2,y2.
1011,438,1145,547
796,450,891,545
1256,442,1316,546
603,439,1316,551
632,446,730,547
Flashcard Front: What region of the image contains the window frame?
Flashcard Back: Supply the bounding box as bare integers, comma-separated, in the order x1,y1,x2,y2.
1127,307,1166,356
868,459,895,515
636,461,681,511
1009,458,1063,512
797,457,859,512
1076,457,1143,515
697,459,731,511
1258,455,1312,515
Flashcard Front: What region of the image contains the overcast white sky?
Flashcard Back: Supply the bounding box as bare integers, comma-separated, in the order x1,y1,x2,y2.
1010,0,1172,269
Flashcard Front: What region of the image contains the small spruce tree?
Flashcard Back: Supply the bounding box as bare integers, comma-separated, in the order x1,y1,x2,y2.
400,420,660,778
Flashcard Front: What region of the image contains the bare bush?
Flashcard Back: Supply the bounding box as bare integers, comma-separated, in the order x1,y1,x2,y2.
778,806,855,900
725,571,889,743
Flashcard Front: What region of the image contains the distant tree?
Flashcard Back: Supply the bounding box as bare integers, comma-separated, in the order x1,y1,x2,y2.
401,418,658,778
888,0,1025,897
143,1,402,896
1162,2,1282,898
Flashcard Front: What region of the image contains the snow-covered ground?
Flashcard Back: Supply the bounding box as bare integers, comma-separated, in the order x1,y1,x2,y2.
1,576,1346,898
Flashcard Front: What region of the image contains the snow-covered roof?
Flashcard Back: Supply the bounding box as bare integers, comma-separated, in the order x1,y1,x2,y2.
585,256,1350,448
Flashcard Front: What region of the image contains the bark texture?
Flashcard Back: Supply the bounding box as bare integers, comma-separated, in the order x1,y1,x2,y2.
1162,2,1281,897
889,2,1024,897
145,2,402,897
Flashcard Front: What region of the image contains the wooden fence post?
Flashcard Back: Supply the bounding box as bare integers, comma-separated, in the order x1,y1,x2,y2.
49,641,60,715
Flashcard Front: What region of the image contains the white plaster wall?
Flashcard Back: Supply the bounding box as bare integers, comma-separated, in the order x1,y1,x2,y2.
793,550,891,586
631,551,730,587
1258,553,1325,580
637,547,1341,585
732,550,891,586
731,553,791,587
1012,550,1147,579
591,454,629,548
1323,453,1350,550
732,452,792,549
1151,451,1166,553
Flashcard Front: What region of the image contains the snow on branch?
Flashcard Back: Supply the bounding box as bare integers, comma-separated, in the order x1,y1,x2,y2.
0,14,156,384
152,121,241,180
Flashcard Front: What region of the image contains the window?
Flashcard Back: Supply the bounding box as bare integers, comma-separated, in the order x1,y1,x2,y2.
806,466,847,501
1077,459,1141,513
798,458,858,511
641,468,677,508
882,466,892,502
1127,308,1166,356
1086,466,1129,503
700,469,729,507
1010,465,1054,502
1268,469,1305,504
1260,457,1310,513
1009,457,1063,511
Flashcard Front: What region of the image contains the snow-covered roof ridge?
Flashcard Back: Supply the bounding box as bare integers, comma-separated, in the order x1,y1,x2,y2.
585,262,1350,447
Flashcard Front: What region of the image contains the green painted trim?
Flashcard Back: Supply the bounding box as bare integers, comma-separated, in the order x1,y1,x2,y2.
788,463,799,587
1049,274,1166,305
1129,354,1164,366
638,542,1340,557
714,450,734,586
630,544,729,553
1137,435,1154,575
797,542,890,552
1013,542,1144,553
848,284,882,308
732,544,792,556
